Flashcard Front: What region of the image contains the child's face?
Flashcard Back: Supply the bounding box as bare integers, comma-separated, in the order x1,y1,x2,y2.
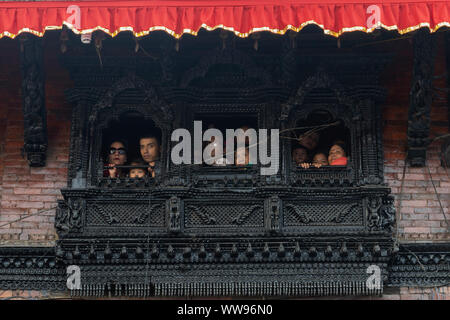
312,153,328,166
129,168,146,178
292,148,308,165
328,145,346,164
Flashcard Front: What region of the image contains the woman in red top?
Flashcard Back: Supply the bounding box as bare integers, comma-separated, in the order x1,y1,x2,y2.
328,142,347,166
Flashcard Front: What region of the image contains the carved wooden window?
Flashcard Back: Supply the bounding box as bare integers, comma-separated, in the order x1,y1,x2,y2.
291,109,351,163
96,110,162,187
172,104,269,185
91,107,165,188
286,106,354,187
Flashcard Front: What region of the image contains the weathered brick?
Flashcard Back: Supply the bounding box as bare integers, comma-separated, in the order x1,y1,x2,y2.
39,188,61,195
403,227,430,234
397,206,413,214
434,188,449,194
29,195,57,202
412,194,437,200
16,201,44,209
415,180,430,187
429,213,449,221
407,213,429,220
430,227,449,233
401,174,427,180
0,228,22,234
1,194,29,202
27,182,54,188
401,200,427,207
10,222,37,229
413,208,433,214
13,188,41,195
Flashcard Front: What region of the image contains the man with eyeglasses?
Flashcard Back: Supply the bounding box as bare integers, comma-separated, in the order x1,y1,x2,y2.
105,140,128,178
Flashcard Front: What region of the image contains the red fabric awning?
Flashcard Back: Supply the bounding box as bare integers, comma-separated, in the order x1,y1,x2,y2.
0,0,449,39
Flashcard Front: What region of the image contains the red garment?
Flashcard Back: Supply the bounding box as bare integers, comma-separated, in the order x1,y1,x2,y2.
1,1,449,39
330,156,347,166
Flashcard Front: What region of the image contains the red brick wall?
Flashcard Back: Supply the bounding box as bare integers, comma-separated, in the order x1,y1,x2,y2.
380,33,450,242
0,34,72,245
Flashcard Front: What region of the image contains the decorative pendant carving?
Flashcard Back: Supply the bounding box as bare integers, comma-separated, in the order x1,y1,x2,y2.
166,196,182,233
265,196,281,233
407,29,436,166
19,35,47,167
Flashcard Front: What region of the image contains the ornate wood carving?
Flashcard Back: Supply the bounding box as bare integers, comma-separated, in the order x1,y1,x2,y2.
55,198,85,235
19,36,47,167
389,243,450,287
0,247,65,291
1,243,447,295
53,35,397,297
180,46,273,88
407,29,436,166
89,73,174,128
2,34,448,297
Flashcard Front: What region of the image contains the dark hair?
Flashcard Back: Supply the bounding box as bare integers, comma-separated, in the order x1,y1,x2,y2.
108,138,128,151
314,148,329,156
292,144,308,152
331,140,347,154
105,139,128,163
129,158,147,168
139,133,160,145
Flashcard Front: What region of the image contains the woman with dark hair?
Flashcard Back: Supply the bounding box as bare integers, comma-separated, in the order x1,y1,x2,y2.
104,140,128,178
328,140,348,166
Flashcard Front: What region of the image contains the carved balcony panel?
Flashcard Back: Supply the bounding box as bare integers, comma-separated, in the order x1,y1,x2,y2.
184,198,265,233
